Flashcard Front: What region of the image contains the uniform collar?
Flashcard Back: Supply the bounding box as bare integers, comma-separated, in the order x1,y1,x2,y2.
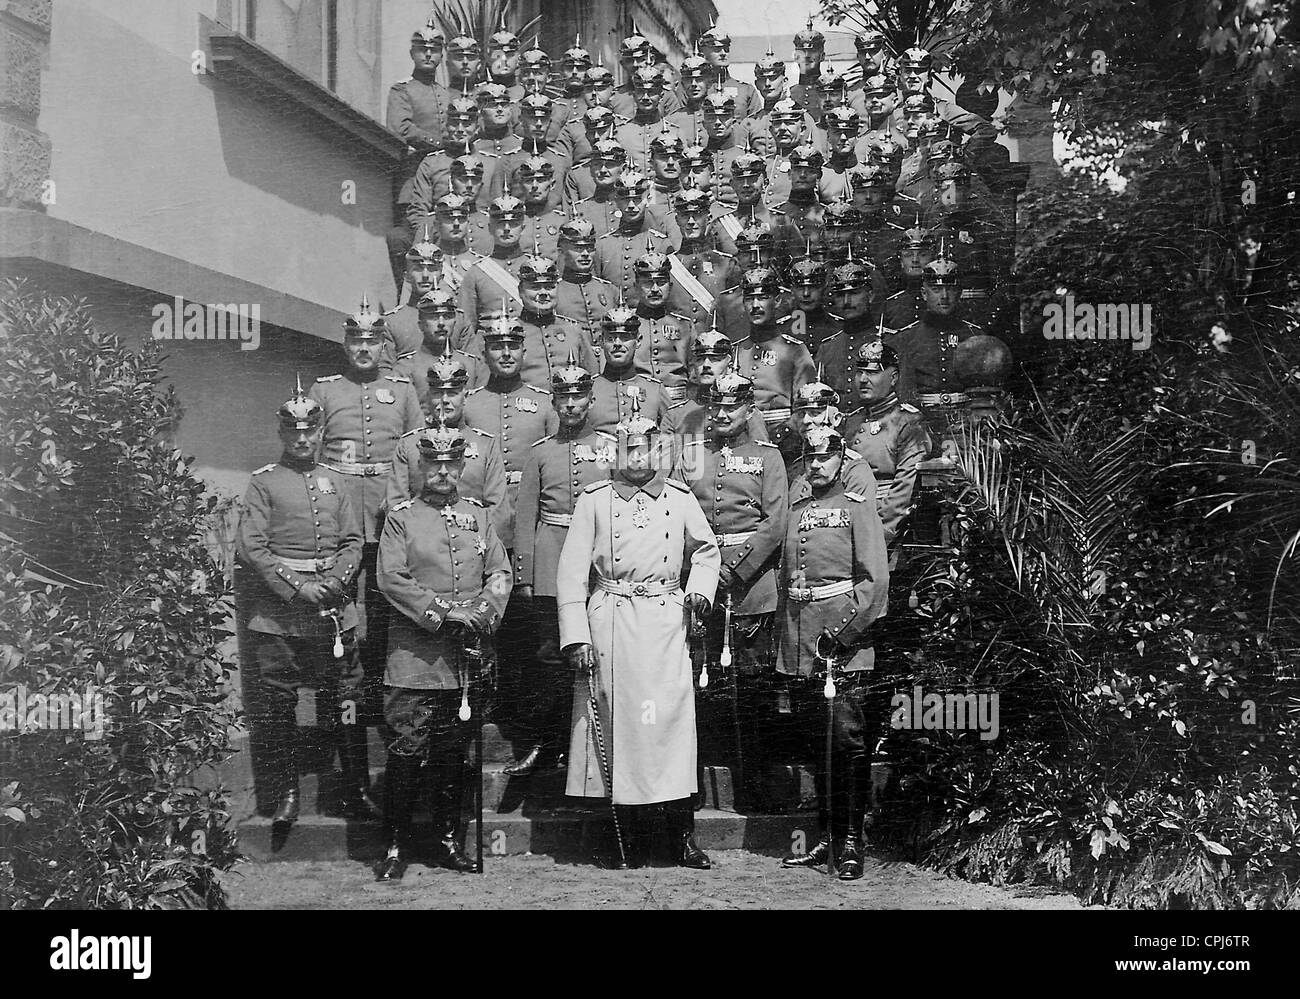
346,367,381,383
613,472,664,500
637,304,667,320
563,270,593,284
600,364,638,381
865,393,899,420
280,455,316,473
491,245,523,260
420,489,460,508
520,308,555,326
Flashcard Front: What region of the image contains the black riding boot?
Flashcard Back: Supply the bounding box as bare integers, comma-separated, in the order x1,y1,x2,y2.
338,723,382,820
264,708,300,826
670,798,711,869
838,754,867,881
782,768,830,869
375,753,417,882
431,755,478,873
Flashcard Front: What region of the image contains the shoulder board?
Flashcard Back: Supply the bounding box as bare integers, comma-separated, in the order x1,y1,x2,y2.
385,375,412,383
252,463,277,475
780,332,801,344
886,291,905,300
525,384,552,395
400,428,421,439
667,314,691,323
845,448,864,461
963,321,984,332
597,231,617,239
754,440,778,449
844,491,868,503
531,434,555,447
463,497,484,507
769,207,786,216
594,430,617,440
899,321,920,331
316,374,343,382
665,478,691,492
819,332,840,344
575,197,594,206
381,303,402,316
466,426,494,440
714,250,735,259
683,439,705,448
391,498,415,513
583,480,612,494
641,374,664,384
465,386,486,396
901,403,921,413
477,150,501,159
592,276,615,287
648,229,667,238
666,400,687,411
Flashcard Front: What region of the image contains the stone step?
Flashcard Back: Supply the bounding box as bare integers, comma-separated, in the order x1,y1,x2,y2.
238,808,817,863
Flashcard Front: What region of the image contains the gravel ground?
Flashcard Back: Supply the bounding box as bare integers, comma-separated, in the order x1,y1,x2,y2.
221,850,1093,910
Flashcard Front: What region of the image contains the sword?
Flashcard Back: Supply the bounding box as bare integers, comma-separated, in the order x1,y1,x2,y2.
453,622,488,874
583,651,628,869
816,632,839,878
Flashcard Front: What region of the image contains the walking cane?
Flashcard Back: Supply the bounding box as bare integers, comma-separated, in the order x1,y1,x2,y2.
584,653,629,869
817,632,837,878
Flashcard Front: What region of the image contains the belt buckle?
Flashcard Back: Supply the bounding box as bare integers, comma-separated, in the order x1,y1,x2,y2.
940,393,953,405
632,582,647,597
362,464,377,476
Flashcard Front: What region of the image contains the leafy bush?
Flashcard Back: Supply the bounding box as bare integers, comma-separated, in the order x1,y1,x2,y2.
0,281,239,909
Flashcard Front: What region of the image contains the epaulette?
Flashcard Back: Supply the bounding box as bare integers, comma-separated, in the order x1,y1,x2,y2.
391,498,415,513
963,320,984,332
400,428,421,439
594,430,617,440
477,150,501,159
392,77,412,87
683,438,705,447
899,321,920,331
844,491,868,502
901,403,921,414
668,313,691,323
648,229,667,238
754,440,778,448
886,290,906,300
643,374,663,383
463,497,484,507
467,425,495,439
525,384,552,395
465,386,486,396
252,463,277,475
583,480,612,493
591,276,615,286
666,400,687,411
316,374,343,382
714,250,735,258
780,332,801,344
819,332,840,345
385,374,412,383
531,434,555,447
846,447,864,461
665,478,692,492
596,231,617,238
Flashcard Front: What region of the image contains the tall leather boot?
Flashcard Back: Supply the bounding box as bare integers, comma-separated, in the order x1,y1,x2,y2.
338,723,382,820
782,767,830,869
265,708,300,826
671,798,711,869
838,754,867,881
375,753,417,882
430,753,478,873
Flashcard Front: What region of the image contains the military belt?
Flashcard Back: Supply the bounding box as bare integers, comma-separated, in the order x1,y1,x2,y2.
762,407,793,423
539,510,573,527
276,555,337,573
917,391,968,407
715,531,754,546
595,576,681,598
321,460,394,477
506,470,524,485
788,579,854,602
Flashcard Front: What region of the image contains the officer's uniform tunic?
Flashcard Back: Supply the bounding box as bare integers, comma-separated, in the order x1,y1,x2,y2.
594,224,678,297
733,330,816,455
588,370,674,436
386,424,509,542
842,399,932,546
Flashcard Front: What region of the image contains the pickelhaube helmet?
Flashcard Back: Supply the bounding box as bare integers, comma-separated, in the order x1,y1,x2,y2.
488,29,520,53
521,93,554,117
901,93,935,115
591,137,626,161
862,72,893,98
850,162,891,190
480,313,527,343
923,257,962,285
699,25,731,50
790,256,829,286
614,393,659,448
770,97,803,123
426,351,469,391
448,35,481,55
521,42,551,68
755,50,786,78
600,305,640,337
855,28,886,52
692,325,732,357
935,160,972,185
488,194,526,220
558,216,598,244
417,288,458,316
584,63,615,87
802,425,845,455
514,155,555,181
451,152,486,178
927,135,961,162
794,17,825,50
825,105,861,131
830,260,871,290
679,54,708,79
741,266,780,296
343,294,387,338
816,64,846,93
551,349,594,395
434,192,470,218
916,114,945,143
674,187,712,214
618,34,652,61
898,45,934,72
416,422,467,461
631,65,663,91
707,370,755,406
856,338,899,371
633,251,671,279
682,144,710,170
703,90,737,113
561,35,591,69
794,373,840,411
583,106,618,135
519,254,560,284
614,168,650,195
736,221,775,253
822,200,862,227
730,150,766,176
476,81,511,105
447,96,480,122
902,220,937,249
650,127,685,157
406,223,442,264
412,19,445,47
277,373,323,429
788,143,825,169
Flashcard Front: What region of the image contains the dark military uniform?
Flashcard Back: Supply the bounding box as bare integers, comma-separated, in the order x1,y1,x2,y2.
886,313,981,415
595,222,677,297
457,250,527,321
626,307,695,403
387,424,509,540
461,311,598,393
556,274,616,335
397,343,486,413
387,74,452,216
817,312,890,397
520,205,571,261
462,383,559,534
661,384,771,443
588,369,674,436
733,329,816,458
842,397,932,546
666,243,739,329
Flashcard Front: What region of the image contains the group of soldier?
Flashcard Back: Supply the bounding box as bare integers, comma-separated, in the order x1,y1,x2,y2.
235,15,1014,885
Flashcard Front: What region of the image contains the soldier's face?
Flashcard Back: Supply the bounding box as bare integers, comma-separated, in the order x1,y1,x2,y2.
771,118,801,148
745,292,776,326
446,116,477,146
407,259,440,295
483,339,522,377
586,83,615,106
279,425,320,461
488,48,520,78
451,173,483,199
448,51,481,80
843,286,874,317
559,240,595,273
703,110,733,139
615,193,645,223
600,330,637,366
702,45,728,69
438,213,466,242
676,209,707,241
805,449,844,488
420,456,464,497
430,387,466,425
900,247,934,278
684,165,712,191
523,115,551,143
555,390,592,429
923,282,961,316
755,71,783,101
856,366,896,404
693,354,729,385
707,399,750,438
867,93,893,119
620,442,657,482
682,75,708,101
491,218,523,248
636,274,670,307
899,68,929,96
418,311,456,347
520,279,557,313
793,283,824,310
411,43,442,73
481,101,512,129
790,164,819,192
521,67,548,94
795,47,823,76
343,334,380,373
824,224,851,251
733,173,763,203
520,174,552,204
634,87,661,115
798,406,839,435
593,156,623,186
857,46,886,75
829,126,856,156
651,151,681,183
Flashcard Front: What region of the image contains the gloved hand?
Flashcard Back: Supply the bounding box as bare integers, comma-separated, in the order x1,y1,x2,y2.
564,643,595,674
295,580,327,606
716,564,737,592
318,577,347,609
462,603,494,635
443,605,477,634
683,593,710,637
